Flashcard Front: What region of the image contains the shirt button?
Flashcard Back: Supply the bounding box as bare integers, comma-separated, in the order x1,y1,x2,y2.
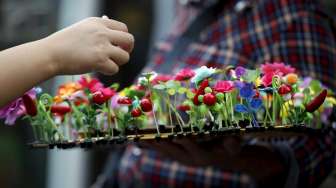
132,147,142,156
234,0,252,13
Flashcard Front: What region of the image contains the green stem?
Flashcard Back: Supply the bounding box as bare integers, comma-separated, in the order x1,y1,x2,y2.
163,96,185,132
166,93,174,133
40,102,63,141
264,96,273,126
106,100,114,138
229,93,235,123
272,91,276,126
31,124,38,142
148,85,160,136
208,111,214,122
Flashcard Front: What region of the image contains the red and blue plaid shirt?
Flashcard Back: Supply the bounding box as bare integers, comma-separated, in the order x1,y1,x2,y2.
144,0,336,91
117,145,257,188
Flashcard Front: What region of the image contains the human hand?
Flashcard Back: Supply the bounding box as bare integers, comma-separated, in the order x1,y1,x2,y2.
41,17,134,75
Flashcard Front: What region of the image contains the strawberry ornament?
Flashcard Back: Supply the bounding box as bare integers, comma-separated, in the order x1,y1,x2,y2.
131,108,142,117
203,93,217,106
140,98,153,112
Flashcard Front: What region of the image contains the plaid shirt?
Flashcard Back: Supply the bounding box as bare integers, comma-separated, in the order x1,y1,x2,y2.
117,145,257,188
101,128,335,188
247,128,336,187
144,0,336,91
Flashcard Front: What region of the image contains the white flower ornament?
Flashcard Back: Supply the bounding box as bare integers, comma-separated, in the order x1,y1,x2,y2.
191,66,216,83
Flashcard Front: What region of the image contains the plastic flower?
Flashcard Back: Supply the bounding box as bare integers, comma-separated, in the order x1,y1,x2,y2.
280,101,293,118
278,84,292,95
239,83,255,99
78,76,104,93
261,73,274,87
117,97,133,105
234,97,262,113
300,77,312,89
293,93,304,107
54,83,82,103
22,94,37,117
234,83,262,127
140,71,158,85
261,62,295,76
177,104,191,111
137,77,149,86
191,66,216,83
214,80,235,93
285,73,298,85
0,88,36,125
151,74,173,85
174,68,195,81
193,79,209,105
92,88,116,105
68,90,89,106
51,103,71,115
235,66,246,79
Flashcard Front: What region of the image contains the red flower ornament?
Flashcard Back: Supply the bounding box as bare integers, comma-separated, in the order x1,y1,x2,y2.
174,68,195,81
261,62,295,76
51,104,71,115
117,97,132,105
214,80,234,93
22,94,37,117
177,105,191,111
278,85,292,95
92,91,106,105
92,88,116,105
78,76,104,93
151,74,173,85
261,73,274,87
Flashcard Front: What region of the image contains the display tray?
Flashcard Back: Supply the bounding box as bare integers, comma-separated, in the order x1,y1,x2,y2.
27,125,329,149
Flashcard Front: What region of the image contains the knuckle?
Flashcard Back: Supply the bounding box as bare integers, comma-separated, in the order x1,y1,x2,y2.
112,20,128,31
86,17,98,23
120,23,128,31
94,47,107,62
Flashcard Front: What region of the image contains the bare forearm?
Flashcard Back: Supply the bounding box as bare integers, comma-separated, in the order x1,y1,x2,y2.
0,17,133,108
0,40,56,107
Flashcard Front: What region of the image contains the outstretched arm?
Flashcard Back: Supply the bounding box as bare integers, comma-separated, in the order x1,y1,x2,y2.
0,17,134,107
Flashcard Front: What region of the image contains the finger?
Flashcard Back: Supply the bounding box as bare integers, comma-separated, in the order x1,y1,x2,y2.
107,30,134,53
107,44,130,66
96,59,119,75
97,17,128,32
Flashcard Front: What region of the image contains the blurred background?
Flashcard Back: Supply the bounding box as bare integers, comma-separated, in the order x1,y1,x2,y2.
0,0,335,188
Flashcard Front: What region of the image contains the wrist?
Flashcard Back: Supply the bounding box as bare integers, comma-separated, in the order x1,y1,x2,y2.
35,37,61,76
